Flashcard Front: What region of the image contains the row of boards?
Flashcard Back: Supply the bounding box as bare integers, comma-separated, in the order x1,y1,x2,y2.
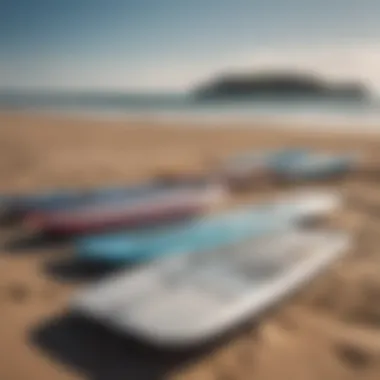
0,149,354,348
0,148,357,235
69,190,347,348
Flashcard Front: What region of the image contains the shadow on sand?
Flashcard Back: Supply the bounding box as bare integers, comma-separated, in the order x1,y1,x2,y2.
43,258,129,283
30,312,260,380
0,209,22,227
2,232,70,254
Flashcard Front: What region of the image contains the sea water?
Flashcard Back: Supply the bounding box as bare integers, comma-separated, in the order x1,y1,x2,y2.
1,90,380,132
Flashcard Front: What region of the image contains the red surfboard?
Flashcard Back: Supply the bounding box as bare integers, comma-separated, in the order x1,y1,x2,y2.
24,183,227,235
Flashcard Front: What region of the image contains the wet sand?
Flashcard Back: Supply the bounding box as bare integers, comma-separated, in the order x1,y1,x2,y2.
1,111,380,380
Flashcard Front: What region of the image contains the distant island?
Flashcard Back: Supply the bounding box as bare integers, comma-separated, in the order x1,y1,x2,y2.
194,72,369,100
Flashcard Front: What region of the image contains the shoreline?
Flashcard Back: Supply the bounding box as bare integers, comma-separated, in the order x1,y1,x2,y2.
2,107,380,136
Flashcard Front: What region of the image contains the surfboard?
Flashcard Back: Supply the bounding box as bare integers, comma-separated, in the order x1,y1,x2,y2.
222,148,308,170
220,148,310,187
71,228,350,348
2,184,151,218
222,149,359,185
24,182,227,235
2,178,212,218
273,153,358,180
75,190,341,264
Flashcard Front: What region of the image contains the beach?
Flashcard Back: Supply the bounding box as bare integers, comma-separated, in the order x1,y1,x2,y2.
1,110,380,380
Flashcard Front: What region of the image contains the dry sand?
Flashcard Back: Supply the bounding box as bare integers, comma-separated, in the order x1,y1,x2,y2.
1,111,380,380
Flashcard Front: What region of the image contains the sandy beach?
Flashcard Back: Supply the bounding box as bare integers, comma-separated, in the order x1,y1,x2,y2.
1,110,380,380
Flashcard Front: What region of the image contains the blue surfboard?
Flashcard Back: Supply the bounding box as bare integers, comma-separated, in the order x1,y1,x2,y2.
273,154,356,180
224,148,309,167
227,148,356,180
75,191,340,264
222,148,310,178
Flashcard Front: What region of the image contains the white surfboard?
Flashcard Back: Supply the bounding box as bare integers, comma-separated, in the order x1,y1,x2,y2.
71,228,350,348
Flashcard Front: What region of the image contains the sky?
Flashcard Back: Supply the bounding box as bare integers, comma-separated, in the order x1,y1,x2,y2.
1,0,380,92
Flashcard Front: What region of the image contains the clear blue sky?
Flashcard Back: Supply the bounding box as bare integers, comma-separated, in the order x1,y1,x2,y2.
1,0,380,91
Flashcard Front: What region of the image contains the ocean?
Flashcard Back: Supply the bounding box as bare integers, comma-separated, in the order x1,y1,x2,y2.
1,91,380,132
